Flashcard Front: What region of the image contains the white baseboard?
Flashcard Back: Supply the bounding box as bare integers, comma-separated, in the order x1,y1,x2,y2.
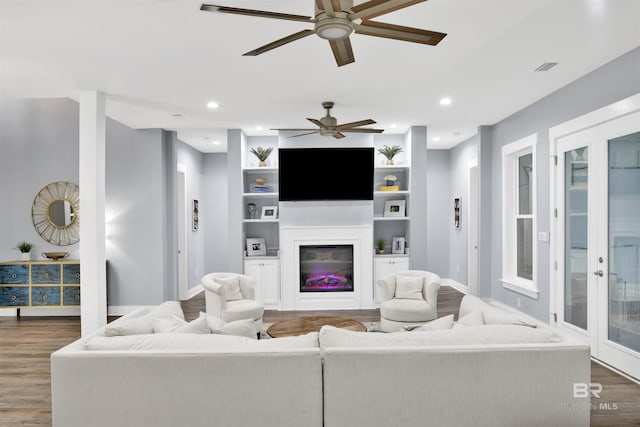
441,278,469,295
0,307,80,316
184,284,203,300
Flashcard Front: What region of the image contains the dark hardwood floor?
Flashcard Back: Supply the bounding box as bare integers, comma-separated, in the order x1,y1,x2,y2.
0,286,638,426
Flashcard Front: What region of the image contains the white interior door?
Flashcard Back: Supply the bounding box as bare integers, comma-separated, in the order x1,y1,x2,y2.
468,160,479,295
177,167,188,301
555,111,640,380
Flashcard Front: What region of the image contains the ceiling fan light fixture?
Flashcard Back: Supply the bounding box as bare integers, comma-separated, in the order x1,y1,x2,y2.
315,14,353,40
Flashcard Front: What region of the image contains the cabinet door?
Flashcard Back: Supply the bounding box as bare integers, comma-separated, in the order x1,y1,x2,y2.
63,286,81,306
244,261,263,301
0,264,29,284
260,260,280,306
0,286,29,306
32,264,61,284
31,286,61,306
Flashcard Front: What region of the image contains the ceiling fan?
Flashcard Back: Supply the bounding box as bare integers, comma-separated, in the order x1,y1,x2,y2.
200,0,447,67
272,101,384,139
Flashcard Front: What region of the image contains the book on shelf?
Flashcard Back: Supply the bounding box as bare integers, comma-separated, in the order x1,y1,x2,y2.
380,185,400,191
252,185,271,193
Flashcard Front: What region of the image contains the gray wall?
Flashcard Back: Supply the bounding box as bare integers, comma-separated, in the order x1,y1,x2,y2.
487,45,640,321
203,153,229,274
447,137,479,283
105,122,167,305
176,141,206,290
407,126,428,270
0,98,80,261
425,149,450,277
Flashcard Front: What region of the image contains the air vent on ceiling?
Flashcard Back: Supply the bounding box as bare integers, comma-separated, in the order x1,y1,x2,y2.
171,113,189,120
534,62,558,72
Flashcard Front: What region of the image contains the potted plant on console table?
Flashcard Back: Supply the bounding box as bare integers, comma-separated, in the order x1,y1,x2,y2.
16,241,33,261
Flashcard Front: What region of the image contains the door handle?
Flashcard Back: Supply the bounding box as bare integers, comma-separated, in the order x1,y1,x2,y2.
593,270,604,277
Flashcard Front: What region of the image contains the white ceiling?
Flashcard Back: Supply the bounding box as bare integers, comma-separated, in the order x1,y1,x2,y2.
1,0,639,153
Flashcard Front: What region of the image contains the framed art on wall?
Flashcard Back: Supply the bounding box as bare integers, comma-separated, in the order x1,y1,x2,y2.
454,197,461,230
384,199,406,217
246,238,267,256
193,199,199,231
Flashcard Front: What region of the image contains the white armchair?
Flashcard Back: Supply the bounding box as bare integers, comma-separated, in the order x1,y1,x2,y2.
377,270,441,332
201,272,264,333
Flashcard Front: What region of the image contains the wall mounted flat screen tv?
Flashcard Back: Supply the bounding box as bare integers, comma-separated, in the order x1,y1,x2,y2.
279,147,374,201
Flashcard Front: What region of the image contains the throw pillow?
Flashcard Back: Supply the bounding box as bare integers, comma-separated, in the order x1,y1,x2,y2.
403,314,454,331
201,312,257,339
215,277,244,301
153,315,210,334
104,301,185,336
394,275,424,300
453,310,484,328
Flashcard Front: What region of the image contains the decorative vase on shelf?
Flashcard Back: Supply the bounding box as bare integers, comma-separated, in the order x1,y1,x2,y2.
247,203,257,220
258,160,266,167
386,159,394,165
20,252,31,261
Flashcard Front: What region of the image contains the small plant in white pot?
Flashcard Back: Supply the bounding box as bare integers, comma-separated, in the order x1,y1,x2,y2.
376,239,386,255
250,146,273,167
16,241,33,261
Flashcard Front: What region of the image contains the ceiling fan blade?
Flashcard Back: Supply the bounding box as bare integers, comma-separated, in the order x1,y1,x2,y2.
333,132,346,139
329,37,355,67
289,131,321,138
351,0,426,20
341,128,385,134
355,20,446,45
243,30,315,56
272,128,318,131
200,4,314,23
307,118,327,128
337,119,376,130
319,0,343,16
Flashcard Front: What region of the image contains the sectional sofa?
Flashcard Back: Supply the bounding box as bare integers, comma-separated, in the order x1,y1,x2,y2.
50,296,591,427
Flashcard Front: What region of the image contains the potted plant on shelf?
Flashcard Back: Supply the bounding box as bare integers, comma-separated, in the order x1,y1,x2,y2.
377,145,403,165
376,239,386,255
16,241,33,261
250,146,274,167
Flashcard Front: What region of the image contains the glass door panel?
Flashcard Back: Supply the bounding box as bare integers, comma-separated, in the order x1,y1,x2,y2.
564,147,589,330
607,132,640,353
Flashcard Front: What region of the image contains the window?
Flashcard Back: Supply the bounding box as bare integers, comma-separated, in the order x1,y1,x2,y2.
501,134,538,298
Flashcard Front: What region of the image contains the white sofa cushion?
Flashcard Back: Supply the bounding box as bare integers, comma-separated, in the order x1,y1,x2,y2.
453,310,484,328
215,276,244,301
202,312,257,339
153,315,210,334
403,314,454,331
223,299,264,322
104,301,185,336
84,332,320,351
319,324,561,348
380,298,432,322
394,275,424,300
459,294,538,327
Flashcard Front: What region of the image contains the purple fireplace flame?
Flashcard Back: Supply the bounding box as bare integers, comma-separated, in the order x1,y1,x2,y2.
300,244,354,292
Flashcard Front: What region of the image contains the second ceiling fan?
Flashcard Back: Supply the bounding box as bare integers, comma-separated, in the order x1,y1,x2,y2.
272,101,384,139
200,0,447,67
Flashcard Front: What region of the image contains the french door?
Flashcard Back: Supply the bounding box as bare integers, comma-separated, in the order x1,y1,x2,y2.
555,111,640,380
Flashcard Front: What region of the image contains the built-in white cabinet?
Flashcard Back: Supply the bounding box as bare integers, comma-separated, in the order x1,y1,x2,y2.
244,257,280,309
373,255,410,302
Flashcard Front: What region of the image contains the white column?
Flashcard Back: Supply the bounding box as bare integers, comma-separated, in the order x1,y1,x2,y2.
79,91,107,336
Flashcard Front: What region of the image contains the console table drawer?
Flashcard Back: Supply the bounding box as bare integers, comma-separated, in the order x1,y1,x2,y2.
31,286,61,306
63,264,81,284
32,265,61,284
0,287,29,306
63,286,81,306
0,264,29,284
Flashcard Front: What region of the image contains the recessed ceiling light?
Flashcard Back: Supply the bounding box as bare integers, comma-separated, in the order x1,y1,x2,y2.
256,126,263,131
439,97,452,106
212,140,221,145
389,124,397,129
432,137,441,142
207,101,219,109
534,62,558,72
171,113,189,120
453,132,461,136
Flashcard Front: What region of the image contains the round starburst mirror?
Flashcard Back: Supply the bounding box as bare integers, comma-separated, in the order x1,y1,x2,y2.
32,181,80,246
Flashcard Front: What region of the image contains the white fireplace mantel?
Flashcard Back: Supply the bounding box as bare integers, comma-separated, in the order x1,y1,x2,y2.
280,225,375,310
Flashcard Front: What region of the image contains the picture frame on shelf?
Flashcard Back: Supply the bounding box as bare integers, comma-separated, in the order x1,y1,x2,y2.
392,237,406,254
383,199,406,217
261,205,278,220
454,197,461,230
246,238,267,256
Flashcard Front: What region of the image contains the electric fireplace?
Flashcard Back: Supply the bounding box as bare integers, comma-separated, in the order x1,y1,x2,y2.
299,245,354,292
